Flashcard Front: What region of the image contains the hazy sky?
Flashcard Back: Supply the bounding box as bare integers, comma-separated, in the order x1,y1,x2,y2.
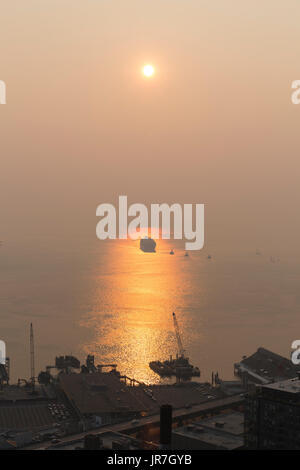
1,0,300,252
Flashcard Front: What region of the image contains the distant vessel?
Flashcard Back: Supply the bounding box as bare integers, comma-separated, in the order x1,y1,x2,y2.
149,313,200,380
140,237,156,253
170,249,174,255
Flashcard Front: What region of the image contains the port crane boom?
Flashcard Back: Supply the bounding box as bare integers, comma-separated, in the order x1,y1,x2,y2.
149,313,200,380
172,312,185,358
30,323,35,390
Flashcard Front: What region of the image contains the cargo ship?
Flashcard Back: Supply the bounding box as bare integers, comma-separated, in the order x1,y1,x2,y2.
140,237,156,253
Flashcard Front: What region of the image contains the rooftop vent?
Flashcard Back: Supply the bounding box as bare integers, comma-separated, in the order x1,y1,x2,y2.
215,421,225,428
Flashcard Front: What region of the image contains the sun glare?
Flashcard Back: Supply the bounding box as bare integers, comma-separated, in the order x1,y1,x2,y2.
143,64,155,78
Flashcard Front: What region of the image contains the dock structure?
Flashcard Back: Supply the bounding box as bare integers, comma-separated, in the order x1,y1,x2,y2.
234,347,300,389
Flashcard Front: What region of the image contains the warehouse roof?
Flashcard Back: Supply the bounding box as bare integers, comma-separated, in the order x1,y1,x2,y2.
59,372,225,416
59,372,147,415
235,347,299,383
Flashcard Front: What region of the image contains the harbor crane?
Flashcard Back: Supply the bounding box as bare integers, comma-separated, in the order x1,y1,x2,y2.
30,323,35,390
17,324,37,391
149,313,200,380
172,312,185,358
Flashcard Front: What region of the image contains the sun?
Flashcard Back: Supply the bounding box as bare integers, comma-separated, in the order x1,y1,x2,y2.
143,64,155,78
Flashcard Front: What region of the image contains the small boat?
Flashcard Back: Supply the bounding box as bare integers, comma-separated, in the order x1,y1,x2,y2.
170,249,175,255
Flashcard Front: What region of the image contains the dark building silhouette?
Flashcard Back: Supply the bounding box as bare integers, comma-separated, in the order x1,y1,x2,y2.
160,404,172,449
84,434,101,450
172,412,244,450
245,377,300,449
234,347,300,389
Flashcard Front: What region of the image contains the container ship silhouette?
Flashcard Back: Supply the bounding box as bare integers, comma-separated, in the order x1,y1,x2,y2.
140,237,156,253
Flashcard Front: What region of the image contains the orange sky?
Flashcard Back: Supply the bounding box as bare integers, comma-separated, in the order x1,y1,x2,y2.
1,1,300,253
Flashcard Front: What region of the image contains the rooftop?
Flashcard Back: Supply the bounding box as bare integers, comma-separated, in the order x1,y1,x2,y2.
59,372,225,416
0,385,46,403
47,431,145,450
0,403,55,432
262,377,300,394
235,347,299,383
173,421,243,450
197,411,244,436
59,372,148,415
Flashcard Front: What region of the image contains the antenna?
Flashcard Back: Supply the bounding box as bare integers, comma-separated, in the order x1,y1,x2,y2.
30,323,35,390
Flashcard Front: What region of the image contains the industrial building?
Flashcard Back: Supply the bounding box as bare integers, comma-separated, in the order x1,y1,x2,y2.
0,430,33,449
46,431,150,450
234,347,300,388
245,376,300,449
0,322,247,449
58,368,225,426
0,385,56,431
59,371,146,425
172,412,244,450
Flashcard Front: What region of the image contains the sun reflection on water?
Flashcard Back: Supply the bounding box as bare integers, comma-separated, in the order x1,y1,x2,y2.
81,239,203,384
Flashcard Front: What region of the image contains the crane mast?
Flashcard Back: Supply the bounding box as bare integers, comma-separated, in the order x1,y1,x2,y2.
172,312,185,358
30,323,35,390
